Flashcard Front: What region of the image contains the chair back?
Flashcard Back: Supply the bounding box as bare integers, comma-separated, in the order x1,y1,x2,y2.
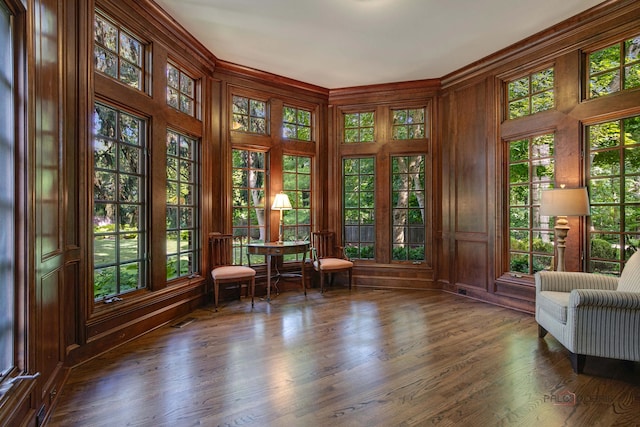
618,250,640,292
209,232,235,268
311,230,339,259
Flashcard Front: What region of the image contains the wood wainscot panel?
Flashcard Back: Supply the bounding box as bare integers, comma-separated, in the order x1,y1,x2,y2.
66,281,205,366
494,276,536,306
453,81,488,235
352,264,436,290
454,239,488,291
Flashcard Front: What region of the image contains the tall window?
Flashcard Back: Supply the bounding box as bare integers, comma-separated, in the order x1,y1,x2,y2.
507,133,555,274
282,106,312,141
166,130,199,280
391,108,426,140
344,111,374,143
167,62,196,117
0,1,15,379
282,155,312,258
93,103,147,300
343,157,375,259
93,8,205,303
506,67,554,120
587,35,640,99
232,149,266,265
587,116,640,274
232,95,268,135
94,10,145,91
391,155,426,261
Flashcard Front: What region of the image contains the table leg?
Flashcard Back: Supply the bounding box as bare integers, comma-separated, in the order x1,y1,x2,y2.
266,254,271,302
302,249,306,296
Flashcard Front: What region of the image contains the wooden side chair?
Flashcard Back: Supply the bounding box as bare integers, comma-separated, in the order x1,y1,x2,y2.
311,230,353,293
209,232,256,311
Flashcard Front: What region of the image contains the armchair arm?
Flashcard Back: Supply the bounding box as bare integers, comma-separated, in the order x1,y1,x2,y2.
337,245,351,261
535,271,618,293
570,289,640,309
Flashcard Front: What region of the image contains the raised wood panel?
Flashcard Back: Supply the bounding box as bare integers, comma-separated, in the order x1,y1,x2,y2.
454,240,488,290
453,82,488,234
36,0,63,260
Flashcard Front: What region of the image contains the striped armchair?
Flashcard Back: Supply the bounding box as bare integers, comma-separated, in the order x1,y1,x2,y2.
535,250,640,373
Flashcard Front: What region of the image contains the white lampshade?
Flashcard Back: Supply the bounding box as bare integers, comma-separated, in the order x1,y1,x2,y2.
271,192,292,210
540,187,590,217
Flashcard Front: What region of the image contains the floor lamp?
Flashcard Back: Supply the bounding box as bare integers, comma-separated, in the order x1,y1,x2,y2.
271,192,292,244
540,186,590,272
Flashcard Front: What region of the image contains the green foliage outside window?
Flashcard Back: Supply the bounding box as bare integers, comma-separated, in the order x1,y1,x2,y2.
93,103,147,300
588,115,640,274
281,155,312,261
343,157,375,259
166,130,199,280
167,63,195,116
507,133,555,274
283,106,312,141
507,67,554,119
344,112,374,143
588,35,640,98
391,156,426,261
232,149,266,265
94,11,144,91
232,95,267,134
392,108,426,140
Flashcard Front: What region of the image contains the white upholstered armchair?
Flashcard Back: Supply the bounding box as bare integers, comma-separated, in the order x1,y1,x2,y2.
535,250,640,373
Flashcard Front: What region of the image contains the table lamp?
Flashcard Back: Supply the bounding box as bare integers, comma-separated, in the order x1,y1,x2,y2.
540,185,590,271
271,192,292,244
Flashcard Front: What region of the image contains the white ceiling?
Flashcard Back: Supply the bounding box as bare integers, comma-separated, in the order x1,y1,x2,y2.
153,0,605,89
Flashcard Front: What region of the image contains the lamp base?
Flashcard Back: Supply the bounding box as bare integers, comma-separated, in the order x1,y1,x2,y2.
554,216,570,272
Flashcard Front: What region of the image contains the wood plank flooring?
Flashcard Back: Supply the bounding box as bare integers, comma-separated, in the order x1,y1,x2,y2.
47,289,640,427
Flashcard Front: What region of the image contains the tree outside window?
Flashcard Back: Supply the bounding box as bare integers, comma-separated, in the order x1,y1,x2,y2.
343,157,375,259
93,103,148,300
507,133,555,274
587,115,640,274
391,155,426,261
232,149,266,265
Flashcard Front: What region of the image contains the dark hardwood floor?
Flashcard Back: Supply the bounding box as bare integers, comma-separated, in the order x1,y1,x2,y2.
47,288,640,426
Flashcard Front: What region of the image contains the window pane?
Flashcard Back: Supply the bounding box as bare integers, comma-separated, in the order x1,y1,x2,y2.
343,157,375,259
282,105,312,142
587,115,640,274
231,95,268,135
507,133,555,275
391,156,426,261
281,155,313,255
166,62,197,117
587,35,640,99
94,11,145,92
93,103,147,300
0,3,14,377
232,149,267,265
343,112,375,143
391,107,427,140
506,67,554,119
166,130,200,280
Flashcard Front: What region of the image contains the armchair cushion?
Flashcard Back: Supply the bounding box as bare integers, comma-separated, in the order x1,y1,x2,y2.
538,291,571,323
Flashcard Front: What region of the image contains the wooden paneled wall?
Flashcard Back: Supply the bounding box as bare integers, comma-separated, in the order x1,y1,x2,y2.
439,0,640,312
